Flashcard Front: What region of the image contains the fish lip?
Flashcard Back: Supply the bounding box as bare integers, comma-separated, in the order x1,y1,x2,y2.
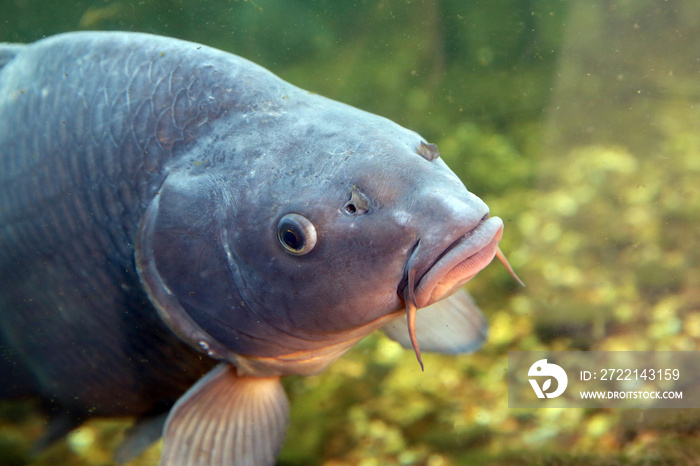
407,216,504,309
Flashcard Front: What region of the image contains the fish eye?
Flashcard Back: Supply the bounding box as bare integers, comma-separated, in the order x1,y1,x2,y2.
277,213,317,256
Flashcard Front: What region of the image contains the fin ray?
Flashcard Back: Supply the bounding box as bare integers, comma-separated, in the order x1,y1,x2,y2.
159,363,289,466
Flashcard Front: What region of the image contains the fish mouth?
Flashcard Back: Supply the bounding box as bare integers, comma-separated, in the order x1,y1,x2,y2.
399,216,504,370
412,216,503,308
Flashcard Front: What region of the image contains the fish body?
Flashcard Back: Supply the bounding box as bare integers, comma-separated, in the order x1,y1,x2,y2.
0,32,505,465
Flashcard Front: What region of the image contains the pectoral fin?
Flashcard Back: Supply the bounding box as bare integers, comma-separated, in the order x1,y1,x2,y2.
159,363,289,466
383,289,487,354
115,412,167,464
33,412,83,453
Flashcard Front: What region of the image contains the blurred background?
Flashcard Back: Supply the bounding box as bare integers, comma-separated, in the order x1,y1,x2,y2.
2,0,700,464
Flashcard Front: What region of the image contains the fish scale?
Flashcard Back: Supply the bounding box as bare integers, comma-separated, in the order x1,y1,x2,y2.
0,35,219,415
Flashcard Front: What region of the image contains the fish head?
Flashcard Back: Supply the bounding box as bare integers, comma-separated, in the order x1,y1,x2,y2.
136,97,503,375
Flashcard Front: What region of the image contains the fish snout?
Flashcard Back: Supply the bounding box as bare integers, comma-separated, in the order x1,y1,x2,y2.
397,189,503,371
402,188,503,309
414,216,503,309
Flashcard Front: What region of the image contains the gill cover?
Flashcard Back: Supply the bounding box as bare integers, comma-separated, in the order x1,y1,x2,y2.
136,171,238,363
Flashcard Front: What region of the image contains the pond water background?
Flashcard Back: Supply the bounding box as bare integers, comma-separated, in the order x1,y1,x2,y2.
2,0,699,464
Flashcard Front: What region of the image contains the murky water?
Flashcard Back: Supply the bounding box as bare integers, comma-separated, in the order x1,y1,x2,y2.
2,1,699,464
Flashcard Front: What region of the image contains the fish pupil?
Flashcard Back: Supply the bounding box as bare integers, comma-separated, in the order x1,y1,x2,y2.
282,229,303,250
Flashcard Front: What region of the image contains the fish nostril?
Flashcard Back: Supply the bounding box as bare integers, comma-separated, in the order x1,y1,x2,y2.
415,141,440,161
